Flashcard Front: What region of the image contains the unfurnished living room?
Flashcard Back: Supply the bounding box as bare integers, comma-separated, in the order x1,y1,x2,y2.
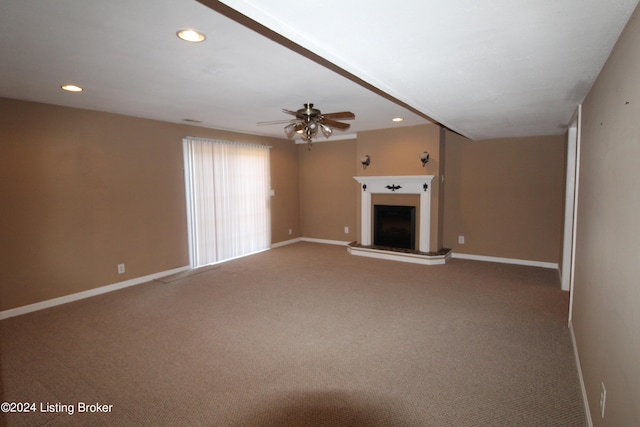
1,1,639,426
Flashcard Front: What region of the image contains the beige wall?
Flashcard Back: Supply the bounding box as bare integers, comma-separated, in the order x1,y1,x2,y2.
443,132,566,264
270,135,301,242
0,98,298,311
572,3,640,425
298,138,358,241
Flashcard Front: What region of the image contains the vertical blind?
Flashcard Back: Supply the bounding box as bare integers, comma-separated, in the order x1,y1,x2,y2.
183,137,271,267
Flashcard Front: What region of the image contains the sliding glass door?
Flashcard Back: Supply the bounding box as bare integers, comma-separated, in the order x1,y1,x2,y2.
183,137,271,267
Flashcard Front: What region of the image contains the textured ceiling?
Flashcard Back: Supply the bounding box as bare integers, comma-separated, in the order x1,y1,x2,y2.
1,0,638,141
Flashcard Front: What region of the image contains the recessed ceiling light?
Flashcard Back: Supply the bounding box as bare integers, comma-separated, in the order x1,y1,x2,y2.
61,84,83,92
392,117,404,122
177,29,206,42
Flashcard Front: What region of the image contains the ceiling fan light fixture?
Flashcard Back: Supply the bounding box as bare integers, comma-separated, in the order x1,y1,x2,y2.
305,124,318,139
320,123,333,138
284,123,298,139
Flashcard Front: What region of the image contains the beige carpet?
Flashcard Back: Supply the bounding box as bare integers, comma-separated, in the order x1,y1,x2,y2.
0,242,586,426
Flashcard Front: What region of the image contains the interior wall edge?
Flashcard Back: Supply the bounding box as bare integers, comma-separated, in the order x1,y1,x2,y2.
569,321,594,427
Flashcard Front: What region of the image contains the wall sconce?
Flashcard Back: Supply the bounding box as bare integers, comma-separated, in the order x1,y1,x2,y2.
420,151,430,166
361,155,371,169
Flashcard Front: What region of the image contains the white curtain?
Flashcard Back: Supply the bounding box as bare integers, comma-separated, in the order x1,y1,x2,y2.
183,137,271,267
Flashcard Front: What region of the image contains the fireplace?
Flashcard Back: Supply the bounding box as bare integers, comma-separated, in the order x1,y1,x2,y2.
349,175,450,265
374,205,416,250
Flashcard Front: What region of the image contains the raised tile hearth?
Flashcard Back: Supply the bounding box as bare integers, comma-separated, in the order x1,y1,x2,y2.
347,241,451,265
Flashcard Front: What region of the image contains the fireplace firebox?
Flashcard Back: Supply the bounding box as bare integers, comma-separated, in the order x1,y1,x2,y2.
373,205,416,250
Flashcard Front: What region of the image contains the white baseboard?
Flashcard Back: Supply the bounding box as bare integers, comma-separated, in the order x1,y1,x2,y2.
300,237,350,246
452,252,559,269
569,321,593,426
272,237,351,248
271,237,302,248
0,265,190,320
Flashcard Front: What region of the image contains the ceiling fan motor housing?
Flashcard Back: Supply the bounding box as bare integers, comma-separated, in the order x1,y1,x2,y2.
299,103,321,121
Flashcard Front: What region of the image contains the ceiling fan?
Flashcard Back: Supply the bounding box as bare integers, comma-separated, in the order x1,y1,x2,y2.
258,103,355,149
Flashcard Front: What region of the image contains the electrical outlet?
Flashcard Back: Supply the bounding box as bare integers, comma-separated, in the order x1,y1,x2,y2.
458,235,465,244
600,382,606,418
288,228,292,235
344,226,349,234
117,263,125,274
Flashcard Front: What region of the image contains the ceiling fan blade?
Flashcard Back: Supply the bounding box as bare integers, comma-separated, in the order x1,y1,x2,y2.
256,119,295,126
322,119,351,130
282,109,299,116
322,111,355,120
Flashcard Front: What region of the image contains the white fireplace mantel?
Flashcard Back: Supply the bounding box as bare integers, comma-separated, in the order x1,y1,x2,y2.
353,175,435,253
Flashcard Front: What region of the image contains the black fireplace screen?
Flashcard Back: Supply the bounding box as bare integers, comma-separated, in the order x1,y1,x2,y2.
373,205,416,250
